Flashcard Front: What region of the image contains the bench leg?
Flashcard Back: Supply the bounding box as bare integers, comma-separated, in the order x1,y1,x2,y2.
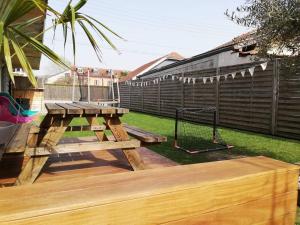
14,156,49,186
105,116,147,170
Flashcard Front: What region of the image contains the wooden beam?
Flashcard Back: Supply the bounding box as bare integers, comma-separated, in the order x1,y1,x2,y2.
105,116,147,170
0,157,298,225
72,102,101,114
14,156,49,186
86,116,108,141
56,103,83,115
66,125,106,132
124,124,167,143
4,124,31,154
39,116,73,147
26,139,141,156
45,103,65,115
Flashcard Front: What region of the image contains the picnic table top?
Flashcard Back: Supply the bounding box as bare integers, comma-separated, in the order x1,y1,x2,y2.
45,102,129,116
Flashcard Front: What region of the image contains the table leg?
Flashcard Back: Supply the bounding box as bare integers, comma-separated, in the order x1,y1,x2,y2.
40,115,73,147
27,114,55,148
16,115,73,185
86,116,108,142
105,116,147,170
14,156,49,186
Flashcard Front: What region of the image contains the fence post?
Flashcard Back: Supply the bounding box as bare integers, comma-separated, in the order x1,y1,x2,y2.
215,67,220,125
129,83,132,109
271,59,280,135
142,79,144,112
158,77,161,114
181,72,184,108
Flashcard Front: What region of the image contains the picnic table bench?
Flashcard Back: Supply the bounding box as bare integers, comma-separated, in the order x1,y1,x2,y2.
1,103,166,185
124,124,167,144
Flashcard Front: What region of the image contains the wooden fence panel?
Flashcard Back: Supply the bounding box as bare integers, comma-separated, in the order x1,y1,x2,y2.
219,62,274,134
143,81,159,115
44,84,109,102
276,62,300,139
160,79,182,117
119,83,130,108
118,60,299,140
130,86,143,111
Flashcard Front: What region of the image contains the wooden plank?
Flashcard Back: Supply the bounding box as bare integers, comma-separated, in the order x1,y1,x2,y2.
5,124,31,153
56,103,83,115
26,139,141,155
27,125,106,133
105,116,147,170
163,192,297,225
70,102,100,114
39,116,73,147
86,116,108,142
124,124,167,143
66,125,106,132
0,157,297,225
14,156,49,186
45,103,65,115
80,103,117,114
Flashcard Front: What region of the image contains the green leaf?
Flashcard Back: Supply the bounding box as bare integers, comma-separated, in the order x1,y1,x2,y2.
78,20,102,61
11,27,70,69
3,35,14,84
9,32,37,87
0,22,4,54
70,5,76,62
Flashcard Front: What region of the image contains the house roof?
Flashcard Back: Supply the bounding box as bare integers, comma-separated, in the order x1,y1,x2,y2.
75,67,129,79
119,52,184,82
138,31,258,78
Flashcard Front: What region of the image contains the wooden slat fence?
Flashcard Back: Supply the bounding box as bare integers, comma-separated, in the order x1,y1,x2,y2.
44,84,110,102
117,59,300,140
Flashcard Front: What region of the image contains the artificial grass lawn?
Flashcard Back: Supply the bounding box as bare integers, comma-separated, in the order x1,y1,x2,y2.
63,111,300,164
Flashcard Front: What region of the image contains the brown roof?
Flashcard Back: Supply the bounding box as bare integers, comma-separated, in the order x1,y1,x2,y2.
213,30,257,50
120,52,184,82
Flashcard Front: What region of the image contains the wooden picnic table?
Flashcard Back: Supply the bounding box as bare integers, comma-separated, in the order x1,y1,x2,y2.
14,102,147,185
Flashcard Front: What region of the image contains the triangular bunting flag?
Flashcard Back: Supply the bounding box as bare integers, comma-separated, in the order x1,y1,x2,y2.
203,77,207,84
172,76,175,81
240,70,246,77
248,67,255,76
224,74,228,80
188,78,191,84
216,75,220,82
231,72,236,79
183,77,187,83
260,62,268,71
210,77,214,83
192,78,196,84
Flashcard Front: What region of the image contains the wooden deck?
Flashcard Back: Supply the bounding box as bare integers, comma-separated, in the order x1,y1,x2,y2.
0,136,177,187
0,156,298,225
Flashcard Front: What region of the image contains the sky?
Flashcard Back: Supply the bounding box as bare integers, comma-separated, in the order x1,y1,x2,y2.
39,0,250,74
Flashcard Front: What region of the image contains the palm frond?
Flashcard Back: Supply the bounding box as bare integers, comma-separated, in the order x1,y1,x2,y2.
8,32,37,86
54,0,123,63
0,0,123,87
11,27,70,69
3,35,14,83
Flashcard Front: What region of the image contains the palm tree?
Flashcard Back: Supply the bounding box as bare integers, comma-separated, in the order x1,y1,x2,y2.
0,0,122,87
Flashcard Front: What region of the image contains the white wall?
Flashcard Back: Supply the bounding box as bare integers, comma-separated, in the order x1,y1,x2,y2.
141,51,254,79
217,51,253,67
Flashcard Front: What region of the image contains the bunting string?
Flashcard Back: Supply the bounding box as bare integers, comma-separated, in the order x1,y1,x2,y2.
124,62,268,87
